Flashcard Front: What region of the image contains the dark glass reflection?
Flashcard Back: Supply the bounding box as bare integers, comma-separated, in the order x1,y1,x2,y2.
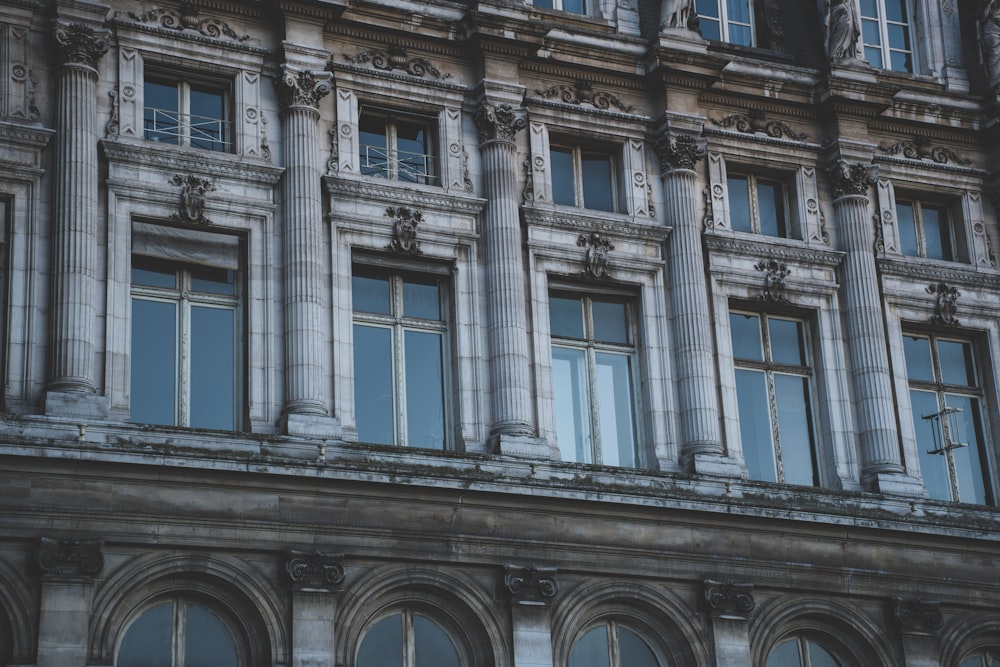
729,313,763,361
618,627,658,667
359,115,389,178
774,374,817,486
353,275,392,315
769,318,804,366
736,369,775,482
131,298,177,426
728,177,752,232
414,615,460,667
353,324,394,445
912,389,950,501
569,626,610,667
592,300,628,344
117,602,173,667
757,181,785,237
581,153,615,212
897,203,919,257
405,331,445,449
550,296,584,339
902,335,933,382
551,148,576,206
190,306,236,430
403,278,440,320
144,80,179,144
357,614,404,667
921,205,950,260
184,603,238,667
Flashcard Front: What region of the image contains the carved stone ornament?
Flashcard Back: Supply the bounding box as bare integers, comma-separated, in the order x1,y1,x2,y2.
276,66,332,112
52,21,110,69
327,127,339,175
653,132,707,172
878,136,971,166
286,550,346,591
36,537,104,579
704,580,756,619
504,565,559,602
893,599,943,635
534,80,634,113
927,282,960,326
660,0,697,30
703,187,715,228
386,206,423,254
170,174,215,224
344,43,450,79
123,2,251,43
711,109,808,141
578,233,614,279
474,103,526,145
827,160,878,199
755,259,791,303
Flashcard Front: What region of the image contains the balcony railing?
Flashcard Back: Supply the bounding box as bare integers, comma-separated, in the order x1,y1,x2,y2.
144,107,231,152
360,145,437,185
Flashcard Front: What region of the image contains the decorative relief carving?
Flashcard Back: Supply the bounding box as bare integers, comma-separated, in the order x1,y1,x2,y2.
703,187,716,229
704,580,755,619
534,80,634,113
286,550,345,591
123,2,251,42
474,103,526,145
827,160,878,198
981,0,1000,87
504,565,559,602
36,537,104,579
824,0,862,61
646,184,656,218
462,148,473,192
327,127,339,175
260,115,271,161
711,109,808,141
106,88,120,138
344,43,450,79
170,174,215,224
873,213,886,255
927,282,960,326
660,0,696,30
386,206,423,254
755,259,791,303
52,22,110,68
878,136,971,166
578,233,614,279
893,599,943,634
654,132,706,172
276,66,332,111
522,159,535,203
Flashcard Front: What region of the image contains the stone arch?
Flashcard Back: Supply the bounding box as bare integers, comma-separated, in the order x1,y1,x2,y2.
336,563,510,667
0,556,35,664
749,596,894,666
550,579,709,667
88,551,287,666
939,613,1000,666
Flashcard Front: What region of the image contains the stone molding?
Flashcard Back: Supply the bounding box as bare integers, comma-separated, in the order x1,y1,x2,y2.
710,109,808,142
286,550,345,592
522,207,670,242
533,80,634,113
36,537,104,580
120,3,252,43
503,565,558,603
475,102,526,145
325,176,486,216
52,21,110,69
704,234,845,267
100,140,284,186
827,160,878,199
704,580,755,619
343,43,450,80
276,66,332,112
876,257,1000,290
654,132,706,172
892,599,943,635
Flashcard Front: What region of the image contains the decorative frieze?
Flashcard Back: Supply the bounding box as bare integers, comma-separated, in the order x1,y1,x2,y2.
578,233,613,279
892,599,943,635
711,109,808,142
276,66,332,112
286,551,345,592
755,259,791,303
122,3,251,43
927,282,960,326
654,132,706,172
52,21,110,69
878,136,971,166
474,103,525,145
534,80,634,113
704,580,755,619
344,43,450,79
827,160,878,199
170,174,215,224
386,206,423,254
36,538,104,579
503,565,559,603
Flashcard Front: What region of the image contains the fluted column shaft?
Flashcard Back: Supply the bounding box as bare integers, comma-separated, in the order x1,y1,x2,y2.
476,103,533,438
278,67,331,417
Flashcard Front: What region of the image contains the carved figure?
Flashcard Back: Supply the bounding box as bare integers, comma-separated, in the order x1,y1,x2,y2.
826,0,861,60
660,0,695,30
981,0,1000,86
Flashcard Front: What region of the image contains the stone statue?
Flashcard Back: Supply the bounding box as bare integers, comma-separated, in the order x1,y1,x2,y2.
660,0,695,30
981,0,1000,86
826,0,861,60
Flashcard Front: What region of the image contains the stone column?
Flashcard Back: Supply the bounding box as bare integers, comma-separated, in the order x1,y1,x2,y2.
504,565,558,667
829,161,916,493
474,102,539,455
276,66,337,437
656,131,733,475
35,538,103,667
46,21,109,417
703,580,755,666
286,551,344,667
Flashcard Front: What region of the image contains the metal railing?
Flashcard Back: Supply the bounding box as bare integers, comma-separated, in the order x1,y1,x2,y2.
360,145,437,185
144,107,231,152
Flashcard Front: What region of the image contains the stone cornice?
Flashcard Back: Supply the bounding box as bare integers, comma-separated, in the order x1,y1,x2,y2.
522,206,670,243
325,176,486,216
100,140,284,186
704,234,844,267
523,96,649,123
0,122,55,150
873,154,984,177
877,257,1000,290
703,127,822,151
110,15,269,56
329,62,467,93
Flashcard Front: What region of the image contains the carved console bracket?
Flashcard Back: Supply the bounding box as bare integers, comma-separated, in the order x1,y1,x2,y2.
504,565,559,604
878,136,971,166
927,282,960,326
711,109,808,141
534,80,634,113
286,550,346,592
704,579,756,620
343,43,450,80
755,259,791,303
578,233,614,279
37,537,104,580
386,206,423,254
892,598,943,636
170,174,215,224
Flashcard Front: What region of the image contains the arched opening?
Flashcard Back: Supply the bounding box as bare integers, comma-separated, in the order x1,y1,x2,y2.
569,620,662,667
356,608,463,667
959,649,1000,667
766,633,844,667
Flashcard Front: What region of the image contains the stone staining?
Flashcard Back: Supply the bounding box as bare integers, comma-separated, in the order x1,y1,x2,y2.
755,259,791,303
170,174,215,225
386,206,423,255
927,283,960,326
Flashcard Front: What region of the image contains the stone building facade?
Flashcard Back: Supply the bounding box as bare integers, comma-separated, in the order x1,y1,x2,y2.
1,0,1000,665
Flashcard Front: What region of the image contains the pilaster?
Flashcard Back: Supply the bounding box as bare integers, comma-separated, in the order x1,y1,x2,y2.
503,565,558,667
35,538,104,667
703,580,755,666
286,551,344,667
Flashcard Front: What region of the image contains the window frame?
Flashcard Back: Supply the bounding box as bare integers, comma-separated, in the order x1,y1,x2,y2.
696,0,756,46
533,0,599,16
895,197,956,261
726,172,790,238
356,608,465,667
0,198,9,412
358,106,439,186
549,141,620,213
569,620,663,667
860,0,914,73
143,70,232,152
960,649,1000,667
766,633,846,667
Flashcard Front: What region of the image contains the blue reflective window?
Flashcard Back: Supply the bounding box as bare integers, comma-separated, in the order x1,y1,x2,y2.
696,0,754,45
569,622,660,667
117,600,239,667
549,144,617,212
357,611,460,667
358,110,437,185
144,75,229,152
860,0,912,72
897,200,954,261
727,174,788,238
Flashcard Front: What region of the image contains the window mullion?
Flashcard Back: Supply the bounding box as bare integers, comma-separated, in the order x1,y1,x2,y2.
573,147,584,208
173,600,185,667
403,610,416,667
393,277,407,446
179,82,191,147
178,283,191,427
609,621,621,667
387,121,399,181
586,345,601,464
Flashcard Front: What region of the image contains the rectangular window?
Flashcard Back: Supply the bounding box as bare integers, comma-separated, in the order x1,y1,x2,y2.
550,292,639,467
144,74,231,152
696,0,755,46
861,0,912,72
730,311,819,485
352,268,450,449
550,144,618,212
897,200,954,261
904,333,993,504
359,109,437,185
727,174,788,237
533,0,594,15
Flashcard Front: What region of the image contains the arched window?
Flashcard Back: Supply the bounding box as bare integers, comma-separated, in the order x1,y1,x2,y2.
117,598,240,667
569,621,660,667
766,635,842,667
357,609,461,667
960,650,1000,667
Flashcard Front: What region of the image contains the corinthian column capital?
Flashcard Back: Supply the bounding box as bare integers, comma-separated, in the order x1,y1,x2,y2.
654,131,706,172
474,102,525,145
276,65,332,112
827,159,878,199
52,20,110,69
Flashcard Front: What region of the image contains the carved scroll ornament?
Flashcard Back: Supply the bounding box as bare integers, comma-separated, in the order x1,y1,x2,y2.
344,43,450,79
276,67,332,111
124,2,251,43
474,103,526,145
827,160,878,198
504,565,559,602
704,580,756,619
52,22,110,69
893,599,943,634
534,80,634,113
711,109,808,141
878,136,971,166
286,550,346,591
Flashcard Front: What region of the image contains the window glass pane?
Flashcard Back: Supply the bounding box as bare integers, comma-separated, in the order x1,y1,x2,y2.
189,86,226,151
144,80,179,145
736,369,776,482
766,638,802,667
414,615,460,667
190,306,236,430
534,0,555,7
696,0,720,19
887,23,909,48
699,16,722,39
117,601,173,667
860,0,879,19
190,265,236,295
902,335,933,382
551,148,576,207
569,626,611,667
354,325,395,445
404,331,446,449
889,50,911,73
595,353,637,467
768,318,805,366
581,153,615,212
757,182,784,237
396,120,432,183
728,177,752,232
133,265,176,289
184,603,238,667
730,313,763,361
920,206,950,260
912,389,951,501
592,300,628,344
727,0,751,23
946,395,989,504
774,374,817,486
353,275,392,315
729,24,753,46
403,278,441,320
938,340,974,386
553,346,592,464
807,640,840,667
562,0,586,13
618,627,658,667
884,0,905,23
550,296,584,339
357,614,404,667
958,658,981,667
864,45,884,68
359,115,389,177
131,298,177,426
897,202,918,256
